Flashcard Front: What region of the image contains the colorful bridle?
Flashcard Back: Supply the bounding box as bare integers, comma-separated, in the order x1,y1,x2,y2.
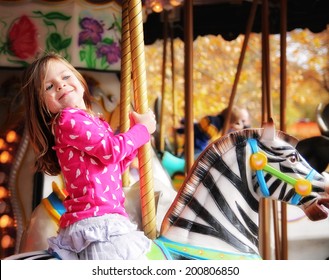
248,138,315,205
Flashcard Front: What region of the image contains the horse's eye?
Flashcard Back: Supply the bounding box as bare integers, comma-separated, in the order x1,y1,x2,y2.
288,153,298,163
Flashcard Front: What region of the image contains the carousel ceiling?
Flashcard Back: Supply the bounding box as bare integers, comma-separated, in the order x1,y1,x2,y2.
142,0,329,44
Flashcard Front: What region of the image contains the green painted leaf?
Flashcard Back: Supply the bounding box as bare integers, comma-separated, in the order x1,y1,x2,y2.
43,19,56,28
102,38,114,44
80,50,86,61
7,59,29,67
61,38,72,49
49,33,62,50
43,12,71,21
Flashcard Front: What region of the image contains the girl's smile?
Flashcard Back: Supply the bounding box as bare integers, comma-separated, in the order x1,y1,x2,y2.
58,91,72,101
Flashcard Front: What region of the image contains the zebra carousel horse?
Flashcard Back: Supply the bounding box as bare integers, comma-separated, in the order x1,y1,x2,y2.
5,120,329,260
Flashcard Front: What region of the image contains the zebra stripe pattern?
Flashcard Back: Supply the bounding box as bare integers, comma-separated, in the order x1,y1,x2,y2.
161,128,323,257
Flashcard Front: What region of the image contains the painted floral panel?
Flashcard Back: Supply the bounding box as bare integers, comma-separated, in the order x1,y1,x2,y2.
0,1,122,71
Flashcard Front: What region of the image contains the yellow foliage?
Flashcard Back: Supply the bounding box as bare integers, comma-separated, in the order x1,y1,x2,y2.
145,29,329,142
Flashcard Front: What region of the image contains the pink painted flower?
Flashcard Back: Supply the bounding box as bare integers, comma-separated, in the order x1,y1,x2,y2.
8,15,38,59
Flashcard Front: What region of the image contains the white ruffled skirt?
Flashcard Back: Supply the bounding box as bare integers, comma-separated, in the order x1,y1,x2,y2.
47,214,151,260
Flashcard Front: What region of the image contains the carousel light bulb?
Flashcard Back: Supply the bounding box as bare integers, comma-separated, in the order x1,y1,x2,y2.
152,0,163,13
1,235,14,249
0,214,12,228
0,186,8,199
170,0,183,7
0,151,11,164
6,130,18,143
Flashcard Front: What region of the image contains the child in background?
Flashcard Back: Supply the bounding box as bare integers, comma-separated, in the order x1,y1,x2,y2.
176,106,250,158
22,52,156,260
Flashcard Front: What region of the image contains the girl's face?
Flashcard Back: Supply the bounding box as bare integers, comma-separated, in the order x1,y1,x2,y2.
43,59,86,114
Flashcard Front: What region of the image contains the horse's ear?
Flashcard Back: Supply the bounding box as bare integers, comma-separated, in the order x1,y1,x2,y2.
261,118,275,141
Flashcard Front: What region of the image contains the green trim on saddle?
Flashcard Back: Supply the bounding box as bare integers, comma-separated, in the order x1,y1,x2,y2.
156,237,262,260
146,240,173,260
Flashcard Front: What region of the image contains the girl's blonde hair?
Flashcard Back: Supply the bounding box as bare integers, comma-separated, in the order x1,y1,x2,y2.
22,52,92,175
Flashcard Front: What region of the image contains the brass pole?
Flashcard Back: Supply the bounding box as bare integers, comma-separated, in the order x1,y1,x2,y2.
170,22,179,155
263,2,272,119
127,0,157,239
159,10,169,153
222,0,259,135
280,0,288,260
272,199,281,259
259,0,272,260
184,0,194,172
120,0,132,188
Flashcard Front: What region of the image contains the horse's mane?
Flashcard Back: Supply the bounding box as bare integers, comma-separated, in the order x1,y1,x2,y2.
162,127,299,229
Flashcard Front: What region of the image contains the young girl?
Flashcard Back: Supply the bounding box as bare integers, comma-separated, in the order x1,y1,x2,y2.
21,52,156,260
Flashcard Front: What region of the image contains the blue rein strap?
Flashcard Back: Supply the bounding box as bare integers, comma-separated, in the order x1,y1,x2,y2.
248,139,270,197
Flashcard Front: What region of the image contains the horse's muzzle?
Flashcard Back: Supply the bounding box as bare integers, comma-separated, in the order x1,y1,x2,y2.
304,193,329,221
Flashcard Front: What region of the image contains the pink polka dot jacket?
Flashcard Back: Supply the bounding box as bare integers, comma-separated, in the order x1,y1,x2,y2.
52,108,150,228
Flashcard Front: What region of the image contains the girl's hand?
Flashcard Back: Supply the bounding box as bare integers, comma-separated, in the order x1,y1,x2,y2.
130,109,157,134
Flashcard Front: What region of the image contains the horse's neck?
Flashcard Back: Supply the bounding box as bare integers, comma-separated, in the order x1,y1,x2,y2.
161,144,261,257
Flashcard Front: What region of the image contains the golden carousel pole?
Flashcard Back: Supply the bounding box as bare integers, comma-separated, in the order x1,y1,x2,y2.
127,0,157,239
279,0,288,260
120,0,132,188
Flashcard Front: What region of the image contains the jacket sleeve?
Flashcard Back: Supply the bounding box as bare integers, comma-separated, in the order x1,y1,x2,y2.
55,108,150,165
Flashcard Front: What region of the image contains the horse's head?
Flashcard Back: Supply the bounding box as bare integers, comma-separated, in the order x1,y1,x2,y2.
252,119,329,221
160,120,328,258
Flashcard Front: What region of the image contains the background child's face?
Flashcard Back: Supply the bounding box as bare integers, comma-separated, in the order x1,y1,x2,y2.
240,108,250,128
44,59,86,114
230,120,244,131
230,108,250,131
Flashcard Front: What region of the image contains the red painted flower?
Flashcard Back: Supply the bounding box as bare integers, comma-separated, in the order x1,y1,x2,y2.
8,15,38,59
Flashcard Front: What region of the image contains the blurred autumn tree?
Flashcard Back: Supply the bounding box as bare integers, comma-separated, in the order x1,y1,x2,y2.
145,28,329,142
